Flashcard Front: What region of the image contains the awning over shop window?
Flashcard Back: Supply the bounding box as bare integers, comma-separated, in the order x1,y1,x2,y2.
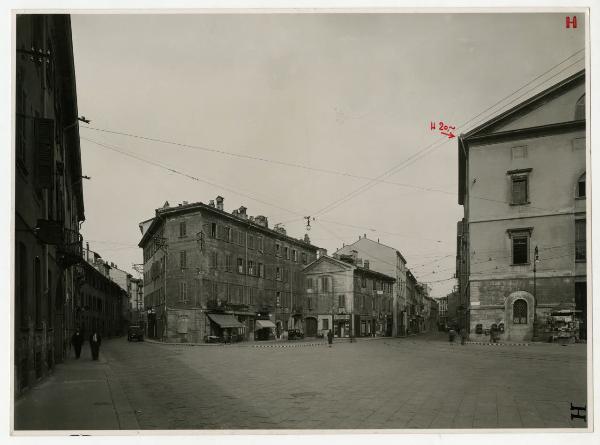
207,313,245,328
255,320,277,330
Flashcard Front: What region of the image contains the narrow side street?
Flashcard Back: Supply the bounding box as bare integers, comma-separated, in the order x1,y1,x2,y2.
15,334,587,430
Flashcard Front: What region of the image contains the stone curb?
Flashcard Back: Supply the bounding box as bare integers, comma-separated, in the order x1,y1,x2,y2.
465,341,530,346
143,336,392,348
251,342,326,348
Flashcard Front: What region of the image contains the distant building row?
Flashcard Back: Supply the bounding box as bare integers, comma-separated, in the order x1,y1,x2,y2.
138,197,437,343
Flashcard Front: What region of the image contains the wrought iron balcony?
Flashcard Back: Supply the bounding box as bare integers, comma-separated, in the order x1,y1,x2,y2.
36,219,83,268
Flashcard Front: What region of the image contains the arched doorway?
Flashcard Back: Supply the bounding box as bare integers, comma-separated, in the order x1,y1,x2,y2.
305,317,318,337
504,291,534,341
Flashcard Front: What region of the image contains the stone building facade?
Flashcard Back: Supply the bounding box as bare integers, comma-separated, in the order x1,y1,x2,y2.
14,15,85,395
139,197,319,343
458,70,586,342
302,255,395,338
334,236,407,337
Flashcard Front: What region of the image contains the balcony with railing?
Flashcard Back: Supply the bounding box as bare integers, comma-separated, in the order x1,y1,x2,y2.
36,219,83,267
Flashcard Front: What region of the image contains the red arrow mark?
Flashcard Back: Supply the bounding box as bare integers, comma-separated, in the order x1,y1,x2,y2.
441,131,456,139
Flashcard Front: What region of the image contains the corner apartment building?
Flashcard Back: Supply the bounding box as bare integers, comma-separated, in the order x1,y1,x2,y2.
14,15,85,395
334,235,407,336
302,255,395,337
138,197,320,343
458,70,586,342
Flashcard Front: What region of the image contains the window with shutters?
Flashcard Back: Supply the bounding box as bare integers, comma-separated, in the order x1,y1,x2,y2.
338,295,345,308
211,251,218,269
210,223,217,238
513,299,527,324
576,219,586,262
507,169,531,205
292,249,297,262
322,319,329,330
575,94,585,120
179,221,187,237
16,69,28,173
225,254,232,272
180,250,186,269
248,235,254,249
225,227,232,242
179,281,188,303
577,173,586,198
276,267,281,281
47,271,52,328
284,246,289,260
258,262,264,278
301,252,307,264
307,296,312,310
257,236,263,252
237,257,244,274
34,257,41,328
34,118,55,190
275,243,280,256
306,277,313,290
18,243,28,326
248,260,255,276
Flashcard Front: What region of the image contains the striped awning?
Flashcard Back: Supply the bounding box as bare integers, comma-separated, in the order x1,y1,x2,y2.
207,313,245,328
255,320,277,330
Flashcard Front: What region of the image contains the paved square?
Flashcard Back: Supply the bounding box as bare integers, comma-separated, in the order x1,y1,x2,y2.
102,335,587,430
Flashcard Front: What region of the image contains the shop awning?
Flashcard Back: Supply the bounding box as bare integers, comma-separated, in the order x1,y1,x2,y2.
207,313,245,328
255,320,277,330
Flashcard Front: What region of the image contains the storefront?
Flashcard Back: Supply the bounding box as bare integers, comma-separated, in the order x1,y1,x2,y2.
255,319,277,340
207,313,246,342
334,314,351,338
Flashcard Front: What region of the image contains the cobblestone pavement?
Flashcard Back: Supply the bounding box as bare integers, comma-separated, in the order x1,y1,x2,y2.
102,334,587,430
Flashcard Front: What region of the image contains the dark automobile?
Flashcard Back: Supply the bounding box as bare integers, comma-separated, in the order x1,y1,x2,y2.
127,325,144,342
287,329,304,340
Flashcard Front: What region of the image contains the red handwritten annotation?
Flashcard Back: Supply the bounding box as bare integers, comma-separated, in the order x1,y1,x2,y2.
430,121,456,139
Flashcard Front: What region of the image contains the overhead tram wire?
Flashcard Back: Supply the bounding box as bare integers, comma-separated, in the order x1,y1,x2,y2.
310,51,585,219
79,50,585,216
80,136,306,220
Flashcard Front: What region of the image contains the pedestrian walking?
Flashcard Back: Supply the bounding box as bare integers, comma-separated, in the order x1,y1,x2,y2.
89,331,102,361
448,328,456,343
327,329,333,348
459,327,467,345
71,329,84,359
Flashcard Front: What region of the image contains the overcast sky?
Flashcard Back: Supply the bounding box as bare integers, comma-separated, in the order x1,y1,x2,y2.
70,12,584,298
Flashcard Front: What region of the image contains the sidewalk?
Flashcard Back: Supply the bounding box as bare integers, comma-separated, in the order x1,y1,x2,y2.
13,341,139,432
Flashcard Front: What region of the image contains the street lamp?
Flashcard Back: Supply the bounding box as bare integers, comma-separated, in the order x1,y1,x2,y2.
533,245,539,338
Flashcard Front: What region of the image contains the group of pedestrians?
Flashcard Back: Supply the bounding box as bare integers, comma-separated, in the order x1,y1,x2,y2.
448,326,468,345
70,329,103,360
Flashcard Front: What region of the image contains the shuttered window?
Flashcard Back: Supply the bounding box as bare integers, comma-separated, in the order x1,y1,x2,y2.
34,118,54,189
511,176,528,205
576,219,586,261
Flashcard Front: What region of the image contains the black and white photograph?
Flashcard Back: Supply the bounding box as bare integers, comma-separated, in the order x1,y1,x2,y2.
6,1,598,440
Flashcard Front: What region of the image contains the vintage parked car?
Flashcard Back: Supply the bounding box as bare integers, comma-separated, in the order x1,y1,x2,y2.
127,325,144,342
287,329,304,340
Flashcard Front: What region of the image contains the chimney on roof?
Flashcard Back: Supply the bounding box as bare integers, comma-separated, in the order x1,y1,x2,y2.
209,200,215,208
364,260,370,269
364,233,366,239
232,209,239,216
183,201,188,205
216,196,224,211
255,215,268,227
274,223,286,235
238,206,247,219
303,233,310,244
317,248,327,259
